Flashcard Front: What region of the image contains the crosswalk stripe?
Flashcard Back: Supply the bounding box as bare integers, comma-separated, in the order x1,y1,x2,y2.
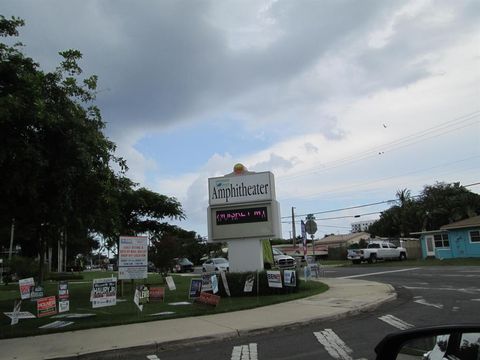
146,355,160,360
314,329,354,360
379,314,414,330
231,343,258,360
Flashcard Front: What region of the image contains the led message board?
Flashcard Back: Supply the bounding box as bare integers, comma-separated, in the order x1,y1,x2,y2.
216,207,268,225
207,169,281,242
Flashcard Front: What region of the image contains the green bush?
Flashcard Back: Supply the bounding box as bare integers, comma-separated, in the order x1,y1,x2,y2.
46,272,83,281
218,270,299,297
5,256,42,279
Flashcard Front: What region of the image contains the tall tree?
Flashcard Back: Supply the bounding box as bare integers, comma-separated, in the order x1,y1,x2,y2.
0,16,123,281
369,182,480,238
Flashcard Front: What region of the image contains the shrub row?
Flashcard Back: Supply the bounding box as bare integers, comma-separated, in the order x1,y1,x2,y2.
46,272,84,281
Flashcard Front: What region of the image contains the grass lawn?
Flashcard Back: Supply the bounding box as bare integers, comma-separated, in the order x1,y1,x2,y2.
0,271,328,339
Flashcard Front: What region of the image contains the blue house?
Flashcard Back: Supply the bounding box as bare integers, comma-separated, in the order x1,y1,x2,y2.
413,215,480,259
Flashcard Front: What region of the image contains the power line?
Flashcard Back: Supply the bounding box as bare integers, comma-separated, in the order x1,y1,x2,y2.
283,180,480,220
277,111,479,183
281,155,479,202
281,200,395,219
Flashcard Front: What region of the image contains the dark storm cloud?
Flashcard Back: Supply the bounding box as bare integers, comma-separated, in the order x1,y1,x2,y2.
2,0,477,140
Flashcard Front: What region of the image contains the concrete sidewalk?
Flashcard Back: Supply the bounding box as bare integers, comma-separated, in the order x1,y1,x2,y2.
0,278,396,360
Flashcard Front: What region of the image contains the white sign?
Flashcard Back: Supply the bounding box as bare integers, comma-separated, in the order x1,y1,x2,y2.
165,276,176,291
118,236,148,280
19,278,35,300
201,273,213,292
10,300,22,325
267,270,282,288
134,289,143,311
39,321,74,329
211,274,219,294
208,172,274,205
4,311,35,321
91,277,117,308
59,300,70,313
244,275,254,293
220,271,231,297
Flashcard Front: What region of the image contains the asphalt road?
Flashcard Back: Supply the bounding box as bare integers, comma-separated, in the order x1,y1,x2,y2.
100,266,480,360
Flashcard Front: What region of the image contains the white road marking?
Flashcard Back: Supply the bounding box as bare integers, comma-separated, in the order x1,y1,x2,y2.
314,329,354,360
414,298,444,309
231,343,258,360
146,355,160,360
340,268,420,279
403,286,480,294
379,315,414,330
452,307,460,312
472,299,480,302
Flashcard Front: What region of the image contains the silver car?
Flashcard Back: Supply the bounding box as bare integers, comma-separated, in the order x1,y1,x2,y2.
202,258,229,272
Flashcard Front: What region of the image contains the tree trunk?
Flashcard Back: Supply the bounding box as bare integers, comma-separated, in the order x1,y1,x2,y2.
38,226,45,284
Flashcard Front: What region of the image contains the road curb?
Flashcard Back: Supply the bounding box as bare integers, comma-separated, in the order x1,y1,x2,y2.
49,283,397,359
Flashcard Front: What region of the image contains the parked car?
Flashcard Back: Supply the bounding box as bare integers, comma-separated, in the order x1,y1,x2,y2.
272,247,296,269
171,258,194,273
202,258,229,272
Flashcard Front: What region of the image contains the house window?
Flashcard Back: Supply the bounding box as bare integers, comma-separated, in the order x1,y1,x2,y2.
470,230,480,243
434,234,449,248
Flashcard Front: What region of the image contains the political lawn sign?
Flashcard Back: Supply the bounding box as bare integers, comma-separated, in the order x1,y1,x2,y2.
283,270,297,287
149,287,165,301
37,296,57,317
189,279,203,299
10,300,22,325
19,277,34,300
267,270,282,288
58,281,69,300
244,274,254,293
118,236,148,280
134,285,149,311
165,276,176,291
195,292,220,307
91,277,117,308
30,285,44,300
201,273,213,292
211,274,219,294
58,300,70,313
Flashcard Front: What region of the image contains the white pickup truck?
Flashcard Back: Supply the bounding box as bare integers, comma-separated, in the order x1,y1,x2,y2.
347,241,407,264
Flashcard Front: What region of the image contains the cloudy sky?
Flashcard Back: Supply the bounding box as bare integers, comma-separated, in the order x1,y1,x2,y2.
4,0,479,239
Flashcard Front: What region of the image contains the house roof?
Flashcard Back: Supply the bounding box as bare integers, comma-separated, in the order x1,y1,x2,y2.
440,215,480,230
318,232,370,246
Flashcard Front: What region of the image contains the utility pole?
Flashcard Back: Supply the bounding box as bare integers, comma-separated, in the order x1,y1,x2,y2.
291,207,296,248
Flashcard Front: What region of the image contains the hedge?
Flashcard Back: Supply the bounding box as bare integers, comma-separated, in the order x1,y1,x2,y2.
217,269,300,297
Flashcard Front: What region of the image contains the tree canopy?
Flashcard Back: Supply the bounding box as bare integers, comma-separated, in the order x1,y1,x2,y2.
0,16,186,280
368,182,480,238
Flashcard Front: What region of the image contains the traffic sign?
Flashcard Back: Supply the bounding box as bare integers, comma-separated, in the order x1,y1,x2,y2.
305,219,317,235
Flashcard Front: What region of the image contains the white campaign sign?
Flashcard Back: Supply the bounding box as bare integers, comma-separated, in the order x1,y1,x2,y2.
91,277,117,308
118,236,148,280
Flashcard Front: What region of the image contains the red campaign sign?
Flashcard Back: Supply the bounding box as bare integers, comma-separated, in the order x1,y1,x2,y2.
149,287,165,301
195,292,220,307
37,296,57,318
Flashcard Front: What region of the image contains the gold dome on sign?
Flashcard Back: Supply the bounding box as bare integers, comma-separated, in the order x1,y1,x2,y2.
233,163,246,174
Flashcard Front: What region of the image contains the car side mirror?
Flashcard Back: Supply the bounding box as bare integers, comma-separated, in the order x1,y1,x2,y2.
375,325,480,360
